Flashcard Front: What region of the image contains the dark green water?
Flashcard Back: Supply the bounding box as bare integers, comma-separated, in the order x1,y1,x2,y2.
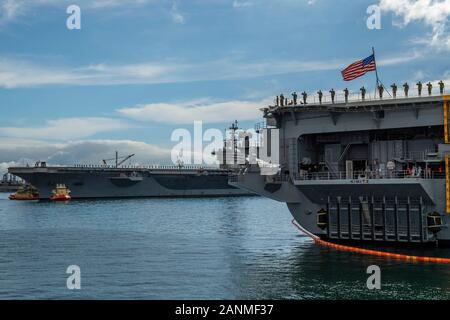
0,193,449,299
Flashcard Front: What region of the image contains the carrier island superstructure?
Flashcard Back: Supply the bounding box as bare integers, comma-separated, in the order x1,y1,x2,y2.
231,88,450,246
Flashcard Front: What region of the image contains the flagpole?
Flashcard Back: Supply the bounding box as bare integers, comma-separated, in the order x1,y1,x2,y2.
372,46,380,97
372,46,380,86
372,46,392,98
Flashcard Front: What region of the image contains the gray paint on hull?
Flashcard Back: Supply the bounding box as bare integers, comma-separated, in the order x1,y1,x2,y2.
9,168,251,199
234,95,450,242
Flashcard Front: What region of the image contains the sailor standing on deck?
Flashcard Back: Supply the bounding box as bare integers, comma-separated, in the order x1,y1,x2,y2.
301,91,308,104
403,82,409,97
360,86,366,101
280,94,284,106
292,92,298,105
317,90,323,104
378,84,384,99
427,82,433,96
276,96,279,106
417,81,423,96
391,83,398,98
329,89,336,104
343,88,349,103
439,80,445,95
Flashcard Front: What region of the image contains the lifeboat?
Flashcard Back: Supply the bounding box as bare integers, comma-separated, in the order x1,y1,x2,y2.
50,184,71,201
9,185,39,201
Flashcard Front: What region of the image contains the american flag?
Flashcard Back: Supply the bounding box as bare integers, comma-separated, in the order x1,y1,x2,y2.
341,54,376,81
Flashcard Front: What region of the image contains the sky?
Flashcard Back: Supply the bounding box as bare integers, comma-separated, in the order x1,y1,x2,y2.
0,0,449,171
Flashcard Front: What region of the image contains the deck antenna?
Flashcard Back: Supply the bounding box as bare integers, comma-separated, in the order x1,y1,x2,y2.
229,120,239,165
372,47,392,98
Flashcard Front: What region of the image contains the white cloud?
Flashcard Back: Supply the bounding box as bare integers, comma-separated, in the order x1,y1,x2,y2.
232,0,316,8
118,97,269,124
0,160,20,174
0,138,172,173
0,0,21,22
0,117,132,140
0,0,156,24
0,51,423,88
379,0,450,50
377,50,424,65
0,137,227,173
0,57,189,88
233,0,253,8
88,0,151,9
170,1,184,24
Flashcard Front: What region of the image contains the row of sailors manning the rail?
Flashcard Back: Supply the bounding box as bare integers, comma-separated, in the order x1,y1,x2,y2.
275,80,446,106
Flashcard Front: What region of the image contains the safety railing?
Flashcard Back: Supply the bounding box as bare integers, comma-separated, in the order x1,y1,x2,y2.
16,164,225,171
270,85,448,108
391,150,443,162
294,170,446,181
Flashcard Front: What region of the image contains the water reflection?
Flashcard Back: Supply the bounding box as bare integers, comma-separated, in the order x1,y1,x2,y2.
1,193,450,299
230,237,450,299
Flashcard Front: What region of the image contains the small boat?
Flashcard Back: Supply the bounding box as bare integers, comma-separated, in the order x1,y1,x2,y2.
50,184,71,201
9,185,39,201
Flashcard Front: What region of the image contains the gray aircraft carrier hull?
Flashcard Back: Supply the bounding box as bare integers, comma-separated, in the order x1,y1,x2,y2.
8,166,252,199
232,94,450,244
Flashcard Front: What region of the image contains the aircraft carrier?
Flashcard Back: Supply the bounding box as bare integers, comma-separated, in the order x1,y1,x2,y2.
8,163,251,199
231,84,450,246
7,122,256,200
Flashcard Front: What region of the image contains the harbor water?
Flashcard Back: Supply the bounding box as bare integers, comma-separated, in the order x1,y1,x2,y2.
0,192,449,300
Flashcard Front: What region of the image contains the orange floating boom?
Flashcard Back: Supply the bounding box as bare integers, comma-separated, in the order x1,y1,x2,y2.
292,219,450,265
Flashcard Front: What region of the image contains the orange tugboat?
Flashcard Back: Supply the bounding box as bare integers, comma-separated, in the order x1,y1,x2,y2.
50,184,71,201
9,185,39,201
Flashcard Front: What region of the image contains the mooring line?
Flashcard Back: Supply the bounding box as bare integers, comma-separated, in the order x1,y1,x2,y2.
291,219,450,265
